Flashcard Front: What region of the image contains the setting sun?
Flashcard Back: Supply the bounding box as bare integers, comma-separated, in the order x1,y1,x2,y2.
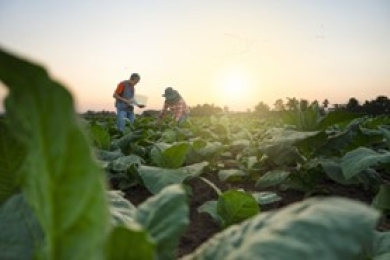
213,67,255,109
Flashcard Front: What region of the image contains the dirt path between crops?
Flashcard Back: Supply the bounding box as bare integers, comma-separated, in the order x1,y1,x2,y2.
121,172,390,259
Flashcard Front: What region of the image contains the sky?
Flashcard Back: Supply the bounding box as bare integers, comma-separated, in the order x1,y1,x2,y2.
0,0,389,113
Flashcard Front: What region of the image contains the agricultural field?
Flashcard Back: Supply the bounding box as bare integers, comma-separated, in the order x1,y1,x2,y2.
1,49,390,260
89,109,390,258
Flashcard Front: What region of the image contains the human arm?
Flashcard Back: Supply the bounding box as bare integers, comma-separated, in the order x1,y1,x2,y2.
113,92,134,105
113,83,134,105
156,102,169,126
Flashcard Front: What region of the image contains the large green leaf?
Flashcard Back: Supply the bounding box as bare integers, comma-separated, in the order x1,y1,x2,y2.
97,189,179,259
372,184,390,211
313,122,362,157
106,226,155,260
380,127,390,150
261,128,322,146
107,186,189,260
317,110,362,130
151,142,191,168
138,162,208,194
0,48,109,260
181,197,380,260
186,140,224,164
136,184,189,260
110,154,144,172
197,200,221,225
259,129,319,164
110,131,143,153
319,158,360,185
262,145,305,166
0,194,44,260
251,192,282,206
231,139,251,150
88,121,111,150
218,169,247,182
0,120,25,203
95,148,123,161
341,147,390,179
107,190,138,227
255,170,291,188
196,141,224,156
371,231,390,260
217,190,260,228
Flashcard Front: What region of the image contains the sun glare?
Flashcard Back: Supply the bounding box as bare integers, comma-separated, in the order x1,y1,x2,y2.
214,68,254,109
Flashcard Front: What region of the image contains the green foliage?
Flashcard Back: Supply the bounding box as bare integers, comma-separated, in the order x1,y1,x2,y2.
0,47,190,260
0,47,110,260
136,185,189,260
341,147,390,180
372,184,390,212
370,231,390,259
185,139,224,165
105,186,190,260
150,142,191,168
87,121,111,149
106,226,155,260
0,194,44,260
185,197,380,260
138,162,208,194
280,102,360,131
190,103,223,116
218,169,248,182
255,170,291,188
198,189,261,229
380,127,390,150
0,120,25,203
217,190,260,228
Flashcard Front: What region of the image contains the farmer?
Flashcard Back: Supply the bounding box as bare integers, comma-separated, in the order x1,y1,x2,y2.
113,73,145,131
156,87,190,127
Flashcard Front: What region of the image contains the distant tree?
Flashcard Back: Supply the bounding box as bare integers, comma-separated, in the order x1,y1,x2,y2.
322,99,329,109
273,99,285,111
254,101,270,114
345,97,361,113
286,97,299,111
299,99,309,111
86,110,95,115
190,103,223,116
322,99,329,112
362,95,390,115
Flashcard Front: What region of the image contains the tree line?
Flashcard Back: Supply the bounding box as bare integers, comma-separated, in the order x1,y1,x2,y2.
189,95,390,116
80,95,390,118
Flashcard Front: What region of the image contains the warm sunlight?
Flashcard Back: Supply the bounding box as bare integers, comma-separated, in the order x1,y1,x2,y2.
213,67,254,109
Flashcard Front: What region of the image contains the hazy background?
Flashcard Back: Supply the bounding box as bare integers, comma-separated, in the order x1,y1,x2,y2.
1,0,389,113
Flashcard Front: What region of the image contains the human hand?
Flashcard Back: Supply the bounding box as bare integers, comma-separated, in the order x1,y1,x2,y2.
126,99,134,105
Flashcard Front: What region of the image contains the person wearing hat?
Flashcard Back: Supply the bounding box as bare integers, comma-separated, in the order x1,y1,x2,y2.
113,73,145,131
156,87,190,126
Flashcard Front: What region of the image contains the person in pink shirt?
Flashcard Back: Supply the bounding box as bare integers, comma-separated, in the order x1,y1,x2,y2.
157,87,190,126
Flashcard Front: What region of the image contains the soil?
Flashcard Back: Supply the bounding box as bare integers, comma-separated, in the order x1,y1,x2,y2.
118,171,390,259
